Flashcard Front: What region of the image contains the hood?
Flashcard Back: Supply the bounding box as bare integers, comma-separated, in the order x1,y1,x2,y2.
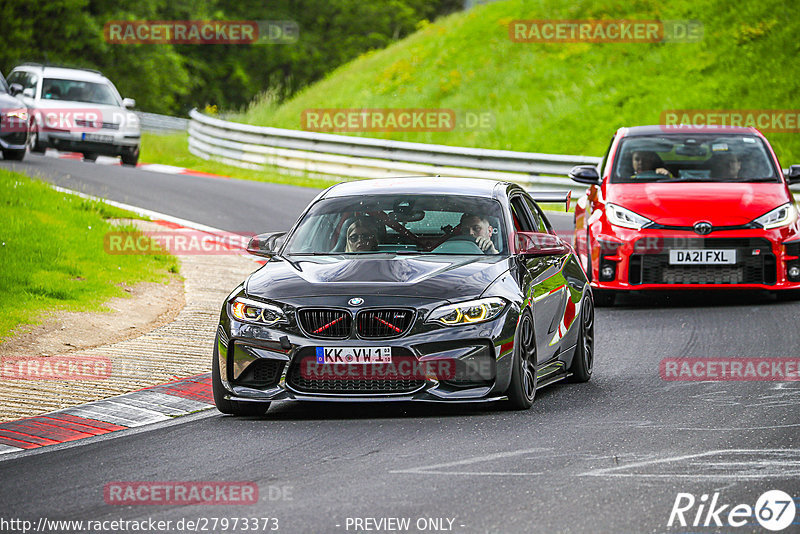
606,182,791,226
246,255,510,301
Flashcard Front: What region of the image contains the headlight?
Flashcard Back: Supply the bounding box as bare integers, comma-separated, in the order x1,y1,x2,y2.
5,110,28,121
606,203,653,230
230,297,287,325
427,297,506,326
752,203,797,229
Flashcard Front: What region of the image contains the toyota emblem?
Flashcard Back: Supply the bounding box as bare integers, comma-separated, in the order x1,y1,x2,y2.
693,222,713,235
348,297,364,306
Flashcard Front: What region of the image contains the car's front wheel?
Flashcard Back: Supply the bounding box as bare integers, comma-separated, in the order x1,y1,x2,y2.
83,153,98,162
505,311,537,410
121,146,139,166
212,344,271,416
30,128,46,154
568,296,594,382
2,149,26,161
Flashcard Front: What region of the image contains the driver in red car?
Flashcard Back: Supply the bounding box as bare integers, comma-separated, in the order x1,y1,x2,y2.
631,150,672,177
460,213,499,254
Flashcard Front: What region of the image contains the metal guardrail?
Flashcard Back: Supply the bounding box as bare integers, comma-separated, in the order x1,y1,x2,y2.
187,109,600,191
136,111,189,132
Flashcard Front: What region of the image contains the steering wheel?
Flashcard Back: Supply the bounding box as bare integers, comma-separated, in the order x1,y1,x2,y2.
433,234,484,254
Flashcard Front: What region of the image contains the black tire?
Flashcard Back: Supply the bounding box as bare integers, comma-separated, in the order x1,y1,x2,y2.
593,289,616,307
30,128,46,154
83,153,98,162
121,146,139,166
505,311,537,410
2,149,25,161
212,344,270,416
568,297,594,382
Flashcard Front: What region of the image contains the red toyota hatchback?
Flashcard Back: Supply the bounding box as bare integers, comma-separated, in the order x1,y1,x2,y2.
569,125,800,305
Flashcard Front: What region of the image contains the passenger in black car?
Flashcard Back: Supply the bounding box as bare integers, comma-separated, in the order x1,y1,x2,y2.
344,217,380,252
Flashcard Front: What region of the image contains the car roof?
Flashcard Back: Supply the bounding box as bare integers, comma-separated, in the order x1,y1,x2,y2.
321,177,517,199
620,125,761,136
14,65,109,83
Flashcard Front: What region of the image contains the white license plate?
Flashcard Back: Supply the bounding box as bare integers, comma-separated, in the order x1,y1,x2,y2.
82,133,114,143
315,346,391,364
669,249,736,265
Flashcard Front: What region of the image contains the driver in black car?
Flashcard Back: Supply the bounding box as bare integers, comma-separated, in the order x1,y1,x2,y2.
460,213,498,254
631,150,671,177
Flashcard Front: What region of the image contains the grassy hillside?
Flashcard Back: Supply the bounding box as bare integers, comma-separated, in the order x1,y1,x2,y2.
234,0,800,165
0,170,178,340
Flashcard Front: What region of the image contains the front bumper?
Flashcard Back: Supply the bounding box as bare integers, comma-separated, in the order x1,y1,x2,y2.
40,130,140,156
215,302,519,404
0,131,28,151
589,226,800,291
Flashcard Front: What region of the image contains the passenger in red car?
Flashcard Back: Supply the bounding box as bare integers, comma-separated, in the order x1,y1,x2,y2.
631,150,671,177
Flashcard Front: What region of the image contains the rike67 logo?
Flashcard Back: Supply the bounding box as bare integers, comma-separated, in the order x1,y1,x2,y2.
668,490,796,531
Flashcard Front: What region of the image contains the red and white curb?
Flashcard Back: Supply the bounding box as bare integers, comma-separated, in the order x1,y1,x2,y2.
45,149,230,179
0,374,215,455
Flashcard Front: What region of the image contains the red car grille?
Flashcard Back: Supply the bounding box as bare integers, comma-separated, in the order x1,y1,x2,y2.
356,309,414,338
298,309,352,338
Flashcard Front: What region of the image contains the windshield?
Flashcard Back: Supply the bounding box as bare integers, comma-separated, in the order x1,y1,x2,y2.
611,134,780,183
41,78,120,106
284,194,507,255
0,74,7,94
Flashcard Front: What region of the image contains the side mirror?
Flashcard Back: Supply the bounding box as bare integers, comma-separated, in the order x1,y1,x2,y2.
787,165,800,184
569,165,601,185
22,88,34,98
8,83,23,96
513,232,571,256
122,98,136,109
246,232,287,258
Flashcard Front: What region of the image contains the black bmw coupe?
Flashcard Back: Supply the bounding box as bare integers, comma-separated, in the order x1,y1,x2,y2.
213,178,594,414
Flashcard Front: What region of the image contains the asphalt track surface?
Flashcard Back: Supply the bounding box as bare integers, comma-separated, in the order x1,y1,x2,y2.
1,154,799,533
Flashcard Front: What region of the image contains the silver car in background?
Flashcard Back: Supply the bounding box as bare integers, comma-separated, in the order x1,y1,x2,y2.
7,63,141,165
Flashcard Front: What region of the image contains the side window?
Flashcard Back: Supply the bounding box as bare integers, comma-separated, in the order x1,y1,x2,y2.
509,196,535,232
522,196,552,233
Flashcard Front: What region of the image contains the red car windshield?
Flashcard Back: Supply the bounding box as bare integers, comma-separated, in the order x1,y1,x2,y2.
611,134,781,183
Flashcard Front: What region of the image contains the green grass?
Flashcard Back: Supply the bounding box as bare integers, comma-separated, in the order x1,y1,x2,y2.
0,169,179,341
232,0,800,166
140,132,337,190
